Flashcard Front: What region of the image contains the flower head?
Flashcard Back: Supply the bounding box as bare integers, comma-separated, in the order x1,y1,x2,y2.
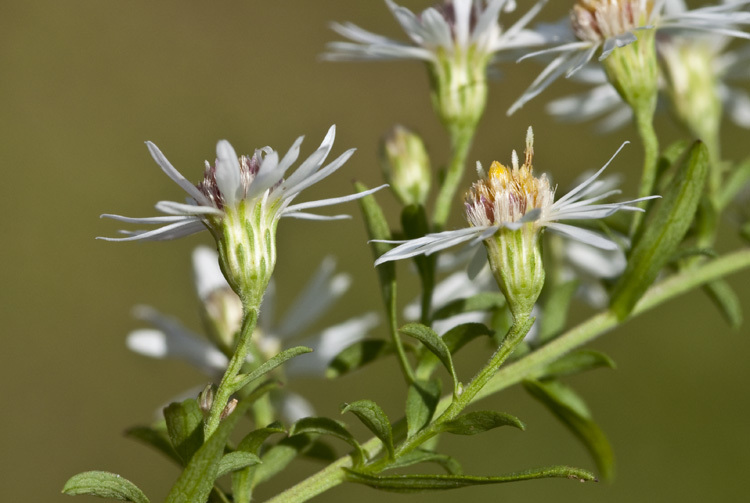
325,0,548,128
99,126,384,305
375,127,657,317
508,0,750,115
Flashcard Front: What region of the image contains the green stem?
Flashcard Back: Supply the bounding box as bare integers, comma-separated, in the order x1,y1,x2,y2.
205,306,259,438
630,106,660,236
262,248,750,503
387,279,416,384
387,316,535,461
432,124,476,231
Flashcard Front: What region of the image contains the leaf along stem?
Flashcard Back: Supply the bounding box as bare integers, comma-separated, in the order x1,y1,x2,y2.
262,248,750,503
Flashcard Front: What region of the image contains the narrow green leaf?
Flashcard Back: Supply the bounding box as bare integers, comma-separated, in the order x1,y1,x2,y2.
289,417,365,465
164,391,253,503
702,279,743,329
524,379,614,481
344,465,596,492
539,280,578,342
385,449,462,475
405,379,441,437
402,204,436,306
125,425,182,466
216,452,261,478
163,399,204,464
440,410,525,435
252,434,315,486
611,141,709,318
231,422,286,503
62,471,150,503
656,138,692,185
399,323,458,393
431,293,506,321
416,323,492,380
540,350,616,380
232,346,312,391
355,181,396,300
326,340,394,378
341,400,395,460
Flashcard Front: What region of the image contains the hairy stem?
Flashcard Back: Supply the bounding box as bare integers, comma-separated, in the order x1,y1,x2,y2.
630,106,660,236
205,306,259,438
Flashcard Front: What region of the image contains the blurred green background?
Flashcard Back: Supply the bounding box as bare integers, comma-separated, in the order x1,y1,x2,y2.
2,1,749,501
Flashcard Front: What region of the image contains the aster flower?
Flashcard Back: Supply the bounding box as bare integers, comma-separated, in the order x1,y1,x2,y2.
375,127,657,317
99,126,384,305
508,0,750,115
128,247,379,421
325,0,549,128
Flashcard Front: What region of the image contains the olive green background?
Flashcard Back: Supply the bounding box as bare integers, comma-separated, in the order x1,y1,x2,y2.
2,1,749,502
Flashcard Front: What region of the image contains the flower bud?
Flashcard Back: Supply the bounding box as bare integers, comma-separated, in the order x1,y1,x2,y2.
198,384,215,416
660,39,722,154
380,125,431,206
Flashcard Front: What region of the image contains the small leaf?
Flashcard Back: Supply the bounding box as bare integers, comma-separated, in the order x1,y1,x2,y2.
416,323,492,380
216,452,261,478
356,181,396,303
231,422,286,503
232,346,312,391
540,350,616,380
289,416,365,465
252,434,314,486
538,280,578,342
440,410,525,435
385,449,462,475
431,293,506,321
125,425,182,466
163,390,255,503
341,400,394,460
702,279,743,329
163,399,204,464
402,204,436,311
524,379,614,481
344,465,596,492
611,141,709,318
326,340,394,378
399,323,458,394
62,471,150,503
405,379,441,437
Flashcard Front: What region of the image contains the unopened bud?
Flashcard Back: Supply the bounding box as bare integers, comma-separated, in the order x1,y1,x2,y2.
198,384,215,416
220,398,239,420
380,125,431,206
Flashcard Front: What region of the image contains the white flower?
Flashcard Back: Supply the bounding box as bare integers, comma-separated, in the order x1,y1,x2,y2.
325,0,549,127
99,125,383,242
508,0,750,115
375,126,657,265
324,0,547,63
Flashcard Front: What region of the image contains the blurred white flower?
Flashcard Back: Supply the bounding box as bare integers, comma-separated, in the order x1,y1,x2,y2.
508,0,750,114
127,247,379,420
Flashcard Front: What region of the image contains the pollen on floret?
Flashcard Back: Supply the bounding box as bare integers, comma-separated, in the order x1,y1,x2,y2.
571,0,654,42
465,126,553,227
